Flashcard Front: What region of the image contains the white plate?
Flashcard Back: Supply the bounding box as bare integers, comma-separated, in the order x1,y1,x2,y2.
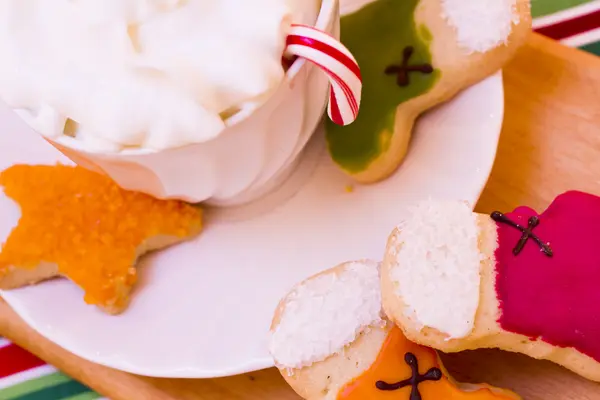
0,71,504,378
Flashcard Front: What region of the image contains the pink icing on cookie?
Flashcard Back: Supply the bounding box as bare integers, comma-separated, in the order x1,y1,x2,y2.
494,191,600,362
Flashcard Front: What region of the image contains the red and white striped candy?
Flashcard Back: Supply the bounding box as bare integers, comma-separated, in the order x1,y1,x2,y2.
285,24,362,126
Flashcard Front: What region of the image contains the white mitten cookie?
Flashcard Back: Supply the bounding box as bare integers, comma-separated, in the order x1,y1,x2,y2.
269,260,521,399
382,192,600,382
327,0,531,183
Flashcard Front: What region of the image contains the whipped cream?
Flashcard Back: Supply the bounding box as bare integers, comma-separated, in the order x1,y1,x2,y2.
0,0,320,152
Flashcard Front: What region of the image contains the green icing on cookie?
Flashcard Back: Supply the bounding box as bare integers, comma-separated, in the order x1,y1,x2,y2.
419,25,433,43
326,0,440,173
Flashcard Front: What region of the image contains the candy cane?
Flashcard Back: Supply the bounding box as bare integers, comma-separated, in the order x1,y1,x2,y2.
285,24,362,126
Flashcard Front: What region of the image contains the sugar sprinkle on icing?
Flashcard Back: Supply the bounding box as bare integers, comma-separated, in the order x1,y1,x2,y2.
269,261,383,369
392,199,482,338
441,0,519,53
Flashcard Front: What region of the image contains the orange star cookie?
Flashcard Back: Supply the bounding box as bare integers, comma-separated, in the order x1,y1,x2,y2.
0,164,202,314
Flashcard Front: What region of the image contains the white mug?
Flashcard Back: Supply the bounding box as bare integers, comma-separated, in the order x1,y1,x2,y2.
47,0,341,206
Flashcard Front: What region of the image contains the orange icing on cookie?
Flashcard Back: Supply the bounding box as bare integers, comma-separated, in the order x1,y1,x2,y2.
0,164,202,309
339,327,517,399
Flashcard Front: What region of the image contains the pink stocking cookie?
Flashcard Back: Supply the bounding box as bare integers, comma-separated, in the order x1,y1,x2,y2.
381,192,600,382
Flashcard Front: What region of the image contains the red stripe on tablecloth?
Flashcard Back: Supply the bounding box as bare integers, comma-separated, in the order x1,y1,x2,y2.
0,344,46,378
535,9,600,40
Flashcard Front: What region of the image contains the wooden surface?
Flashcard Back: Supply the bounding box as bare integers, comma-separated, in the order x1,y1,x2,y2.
3,32,600,399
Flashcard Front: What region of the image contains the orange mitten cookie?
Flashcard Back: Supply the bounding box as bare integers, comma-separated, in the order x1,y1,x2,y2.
0,164,202,314
268,260,520,399
381,193,600,382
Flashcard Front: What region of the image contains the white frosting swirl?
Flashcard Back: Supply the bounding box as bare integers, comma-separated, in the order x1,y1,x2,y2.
0,0,320,152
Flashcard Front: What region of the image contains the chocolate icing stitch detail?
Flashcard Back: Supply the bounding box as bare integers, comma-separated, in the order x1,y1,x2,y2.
491,211,553,257
385,46,434,87
375,352,442,400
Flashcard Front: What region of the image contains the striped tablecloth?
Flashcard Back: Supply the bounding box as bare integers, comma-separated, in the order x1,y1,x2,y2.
1,1,600,399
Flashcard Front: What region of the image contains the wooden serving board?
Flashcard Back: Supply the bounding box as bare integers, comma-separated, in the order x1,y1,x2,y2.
2,33,600,399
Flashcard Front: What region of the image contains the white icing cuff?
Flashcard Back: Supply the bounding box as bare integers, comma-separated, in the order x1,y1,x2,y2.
391,199,484,338
268,260,383,369
441,0,519,53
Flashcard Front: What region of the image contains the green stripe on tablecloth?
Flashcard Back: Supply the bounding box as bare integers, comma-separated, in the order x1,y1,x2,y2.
580,40,600,55
61,391,102,400
6,380,92,400
0,372,71,399
0,371,96,400
532,0,595,17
